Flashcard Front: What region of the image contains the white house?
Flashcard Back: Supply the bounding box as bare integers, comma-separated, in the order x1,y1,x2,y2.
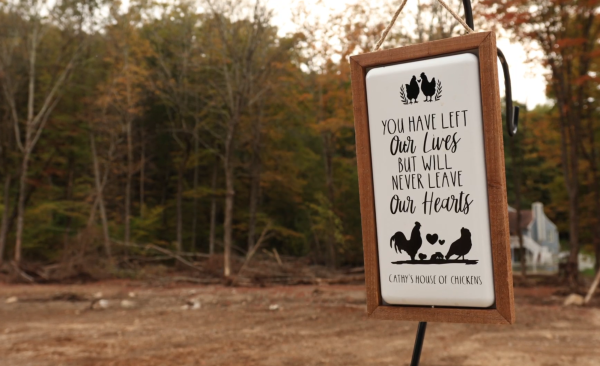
508,202,560,272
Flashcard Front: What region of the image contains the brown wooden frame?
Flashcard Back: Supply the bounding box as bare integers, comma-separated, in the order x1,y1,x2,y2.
350,31,515,324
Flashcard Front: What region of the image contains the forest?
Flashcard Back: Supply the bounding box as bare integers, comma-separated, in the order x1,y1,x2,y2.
0,0,598,286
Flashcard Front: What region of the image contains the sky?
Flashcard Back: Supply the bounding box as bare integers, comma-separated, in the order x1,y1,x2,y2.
265,0,551,109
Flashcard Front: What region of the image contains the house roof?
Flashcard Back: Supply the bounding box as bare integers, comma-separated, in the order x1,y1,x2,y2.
508,210,533,235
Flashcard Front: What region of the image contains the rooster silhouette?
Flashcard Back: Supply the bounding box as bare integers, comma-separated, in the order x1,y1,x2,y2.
390,222,422,261
405,75,420,104
419,72,436,102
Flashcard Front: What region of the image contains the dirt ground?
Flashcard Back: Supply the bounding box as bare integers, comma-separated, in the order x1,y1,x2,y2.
1,280,600,366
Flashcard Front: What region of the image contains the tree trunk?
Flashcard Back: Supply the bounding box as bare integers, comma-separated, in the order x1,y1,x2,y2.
191,135,199,252
584,105,600,274
6,173,39,245
124,48,133,246
160,167,170,230
592,166,600,273
90,132,112,259
14,24,38,265
97,189,111,260
591,165,600,274
223,161,234,276
125,117,133,245
317,75,336,268
551,69,580,288
566,116,580,287
6,154,54,250
209,156,218,256
515,189,526,276
322,132,336,268
140,124,145,218
0,175,11,267
14,150,30,264
176,155,187,255
223,114,238,277
87,147,110,228
62,157,74,249
566,166,580,286
247,105,263,253
509,116,526,277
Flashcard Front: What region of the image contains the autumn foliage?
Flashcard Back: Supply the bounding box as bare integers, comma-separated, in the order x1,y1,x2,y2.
0,0,597,282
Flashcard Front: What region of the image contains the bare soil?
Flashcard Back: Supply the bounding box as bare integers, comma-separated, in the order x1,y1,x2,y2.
1,280,600,366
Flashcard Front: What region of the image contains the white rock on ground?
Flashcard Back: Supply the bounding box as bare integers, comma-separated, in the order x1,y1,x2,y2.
5,296,18,304
563,293,584,306
181,298,201,310
120,299,137,309
92,299,110,310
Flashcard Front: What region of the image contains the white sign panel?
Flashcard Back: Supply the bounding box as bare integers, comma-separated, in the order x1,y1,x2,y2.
365,53,495,308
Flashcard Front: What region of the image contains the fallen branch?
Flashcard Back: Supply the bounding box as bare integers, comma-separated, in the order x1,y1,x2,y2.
169,276,221,284
11,261,35,283
262,249,275,258
178,251,211,258
272,248,283,266
129,255,172,262
231,222,273,285
584,269,600,304
113,240,204,272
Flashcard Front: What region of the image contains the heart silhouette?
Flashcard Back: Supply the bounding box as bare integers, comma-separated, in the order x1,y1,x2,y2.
439,239,445,245
426,233,438,244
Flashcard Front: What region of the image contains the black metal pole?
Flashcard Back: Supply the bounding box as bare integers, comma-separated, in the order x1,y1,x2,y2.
407,3,509,364
410,322,428,366
462,0,474,29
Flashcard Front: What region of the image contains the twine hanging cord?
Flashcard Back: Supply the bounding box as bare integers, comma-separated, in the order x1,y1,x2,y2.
373,0,474,51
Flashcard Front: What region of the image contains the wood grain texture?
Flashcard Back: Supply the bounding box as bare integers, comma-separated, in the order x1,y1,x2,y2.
372,306,509,324
350,31,515,324
351,32,488,68
350,58,381,315
478,33,516,324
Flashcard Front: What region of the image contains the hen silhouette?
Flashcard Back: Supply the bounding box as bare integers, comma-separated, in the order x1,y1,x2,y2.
445,227,472,260
390,222,422,261
405,75,420,104
420,72,436,102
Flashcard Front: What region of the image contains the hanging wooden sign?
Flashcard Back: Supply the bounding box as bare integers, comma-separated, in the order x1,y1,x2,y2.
350,32,515,324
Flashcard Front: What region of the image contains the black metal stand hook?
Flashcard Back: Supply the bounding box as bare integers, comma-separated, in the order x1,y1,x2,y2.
461,0,519,137
497,49,519,136
406,5,518,366
410,322,428,366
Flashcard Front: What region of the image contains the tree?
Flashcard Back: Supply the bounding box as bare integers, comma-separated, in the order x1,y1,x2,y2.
203,0,281,276
145,1,206,254
98,2,152,248
483,0,600,286
0,0,99,265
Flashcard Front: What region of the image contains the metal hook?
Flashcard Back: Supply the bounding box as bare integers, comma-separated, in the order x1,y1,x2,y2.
462,0,518,136
497,49,519,136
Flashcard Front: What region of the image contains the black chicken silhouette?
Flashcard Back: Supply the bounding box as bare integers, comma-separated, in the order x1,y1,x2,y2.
431,252,444,260
445,227,473,260
390,222,422,261
405,75,420,104
420,72,436,102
